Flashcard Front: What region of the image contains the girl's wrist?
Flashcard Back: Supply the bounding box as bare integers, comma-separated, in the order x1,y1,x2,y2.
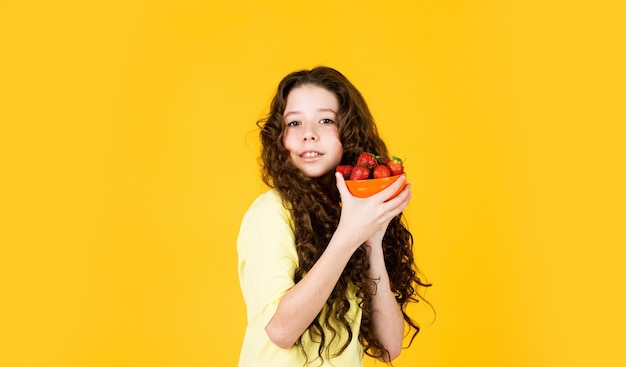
366,241,385,262
331,226,364,254
365,236,384,251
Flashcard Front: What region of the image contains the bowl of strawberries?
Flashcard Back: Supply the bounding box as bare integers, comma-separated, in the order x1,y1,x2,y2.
336,152,406,199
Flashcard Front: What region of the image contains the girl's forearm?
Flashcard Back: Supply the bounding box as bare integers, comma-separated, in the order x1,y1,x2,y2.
265,230,357,349
367,244,405,361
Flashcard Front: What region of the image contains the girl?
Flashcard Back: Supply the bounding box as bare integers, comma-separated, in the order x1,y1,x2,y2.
237,66,429,366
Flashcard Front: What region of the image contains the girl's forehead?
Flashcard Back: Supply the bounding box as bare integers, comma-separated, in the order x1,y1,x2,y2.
285,85,339,110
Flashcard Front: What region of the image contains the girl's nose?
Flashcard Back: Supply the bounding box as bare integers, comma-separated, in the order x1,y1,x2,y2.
303,125,318,141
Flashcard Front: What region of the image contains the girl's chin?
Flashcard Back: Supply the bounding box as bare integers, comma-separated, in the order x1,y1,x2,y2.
296,166,324,178
293,160,340,179
301,168,333,179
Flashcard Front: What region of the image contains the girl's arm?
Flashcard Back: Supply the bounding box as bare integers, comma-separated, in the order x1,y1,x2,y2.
365,222,408,362
264,227,357,348
265,173,411,349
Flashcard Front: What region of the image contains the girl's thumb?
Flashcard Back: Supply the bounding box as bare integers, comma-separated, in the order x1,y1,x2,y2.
335,172,350,197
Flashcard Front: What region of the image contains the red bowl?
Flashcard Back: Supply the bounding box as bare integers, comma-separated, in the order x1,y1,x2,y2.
345,173,406,199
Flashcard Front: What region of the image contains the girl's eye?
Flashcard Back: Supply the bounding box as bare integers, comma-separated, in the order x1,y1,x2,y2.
320,118,334,124
287,120,300,127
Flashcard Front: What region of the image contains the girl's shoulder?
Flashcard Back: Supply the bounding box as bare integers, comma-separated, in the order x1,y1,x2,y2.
249,189,282,208
245,189,292,220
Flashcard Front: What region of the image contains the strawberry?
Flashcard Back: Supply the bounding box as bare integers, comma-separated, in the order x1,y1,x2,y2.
349,165,371,180
356,152,378,169
336,165,353,179
372,165,391,179
387,156,404,176
378,156,390,166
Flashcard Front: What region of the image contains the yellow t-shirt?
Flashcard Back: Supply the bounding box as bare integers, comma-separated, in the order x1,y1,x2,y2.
237,190,364,367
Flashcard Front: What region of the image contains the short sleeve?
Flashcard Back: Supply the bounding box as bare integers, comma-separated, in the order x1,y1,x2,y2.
237,190,298,328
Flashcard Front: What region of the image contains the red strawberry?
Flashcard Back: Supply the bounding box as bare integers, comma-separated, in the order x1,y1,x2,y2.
349,165,371,180
372,165,391,179
378,156,391,166
387,156,404,176
356,152,378,169
336,165,353,179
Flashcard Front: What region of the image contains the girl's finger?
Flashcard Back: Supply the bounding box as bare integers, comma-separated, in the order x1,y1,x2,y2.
371,174,407,202
381,183,412,214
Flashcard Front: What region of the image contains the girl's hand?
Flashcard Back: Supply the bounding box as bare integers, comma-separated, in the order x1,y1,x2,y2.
334,172,412,250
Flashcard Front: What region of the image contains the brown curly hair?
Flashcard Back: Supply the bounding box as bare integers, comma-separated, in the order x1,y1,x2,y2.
257,66,430,363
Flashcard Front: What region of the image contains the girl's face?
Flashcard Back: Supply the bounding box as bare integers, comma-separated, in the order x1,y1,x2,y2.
282,84,343,178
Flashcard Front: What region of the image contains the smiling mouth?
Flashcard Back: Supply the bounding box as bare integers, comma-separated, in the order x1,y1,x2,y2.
301,151,322,158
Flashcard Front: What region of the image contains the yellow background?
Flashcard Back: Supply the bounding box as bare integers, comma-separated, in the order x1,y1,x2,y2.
1,1,625,366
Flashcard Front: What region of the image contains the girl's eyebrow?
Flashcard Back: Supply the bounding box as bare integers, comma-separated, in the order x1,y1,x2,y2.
283,108,337,118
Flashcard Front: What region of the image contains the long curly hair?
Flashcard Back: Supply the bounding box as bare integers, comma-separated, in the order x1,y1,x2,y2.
257,66,430,363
